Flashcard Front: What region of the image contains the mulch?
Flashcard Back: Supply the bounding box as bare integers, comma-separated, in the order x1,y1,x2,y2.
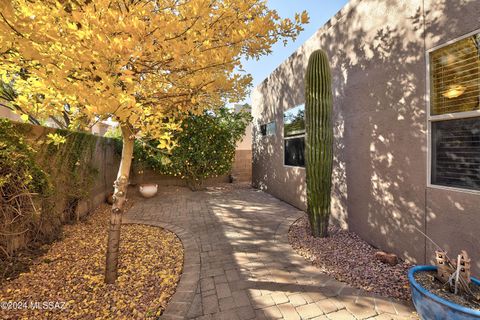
0,203,184,319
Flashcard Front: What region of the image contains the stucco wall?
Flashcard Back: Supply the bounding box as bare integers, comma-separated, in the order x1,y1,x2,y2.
252,0,480,272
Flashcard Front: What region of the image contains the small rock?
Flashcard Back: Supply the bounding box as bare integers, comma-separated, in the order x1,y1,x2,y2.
375,251,398,266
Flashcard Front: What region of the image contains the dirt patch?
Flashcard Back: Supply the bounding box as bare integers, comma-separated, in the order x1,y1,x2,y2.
0,203,184,319
289,216,411,300
414,270,480,311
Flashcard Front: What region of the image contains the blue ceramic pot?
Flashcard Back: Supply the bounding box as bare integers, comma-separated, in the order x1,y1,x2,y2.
408,265,480,320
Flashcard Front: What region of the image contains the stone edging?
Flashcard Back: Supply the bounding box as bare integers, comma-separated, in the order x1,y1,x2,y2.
273,212,304,247
122,218,200,320
273,213,417,318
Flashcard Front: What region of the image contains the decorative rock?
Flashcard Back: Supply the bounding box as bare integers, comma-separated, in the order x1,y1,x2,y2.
375,251,398,266
290,216,411,301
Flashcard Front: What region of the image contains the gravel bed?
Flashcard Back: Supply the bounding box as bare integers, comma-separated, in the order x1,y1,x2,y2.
289,215,411,300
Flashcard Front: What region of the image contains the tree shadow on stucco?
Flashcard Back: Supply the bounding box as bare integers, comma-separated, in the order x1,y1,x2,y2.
251,31,310,212
252,0,480,272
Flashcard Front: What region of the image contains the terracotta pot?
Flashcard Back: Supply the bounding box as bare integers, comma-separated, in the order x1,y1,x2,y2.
139,184,158,198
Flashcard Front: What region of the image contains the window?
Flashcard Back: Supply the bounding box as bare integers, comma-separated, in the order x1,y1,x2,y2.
284,105,305,167
260,124,267,136
259,121,276,136
285,137,305,167
429,31,480,191
266,122,276,135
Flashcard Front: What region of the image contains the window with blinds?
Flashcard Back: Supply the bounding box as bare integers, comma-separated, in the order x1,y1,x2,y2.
429,31,480,191
431,118,480,190
430,34,480,115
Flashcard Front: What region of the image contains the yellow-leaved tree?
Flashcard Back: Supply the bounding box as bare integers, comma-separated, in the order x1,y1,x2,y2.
0,0,308,283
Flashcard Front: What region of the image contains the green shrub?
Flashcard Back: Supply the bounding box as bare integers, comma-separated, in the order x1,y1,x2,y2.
0,119,99,261
170,108,251,189
0,119,51,257
131,107,251,190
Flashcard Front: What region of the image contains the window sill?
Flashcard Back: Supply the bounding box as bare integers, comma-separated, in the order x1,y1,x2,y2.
283,165,306,170
427,184,480,196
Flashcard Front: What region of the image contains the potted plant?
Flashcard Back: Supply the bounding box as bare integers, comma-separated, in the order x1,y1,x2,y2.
408,250,480,320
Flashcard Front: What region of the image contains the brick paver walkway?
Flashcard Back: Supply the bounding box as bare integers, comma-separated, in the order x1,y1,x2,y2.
124,185,417,320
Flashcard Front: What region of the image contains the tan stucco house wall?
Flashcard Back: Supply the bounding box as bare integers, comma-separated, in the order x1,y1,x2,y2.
252,0,480,272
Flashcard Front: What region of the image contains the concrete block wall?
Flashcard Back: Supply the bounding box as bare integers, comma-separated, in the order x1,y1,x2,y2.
131,169,230,187
232,150,252,182
2,122,119,255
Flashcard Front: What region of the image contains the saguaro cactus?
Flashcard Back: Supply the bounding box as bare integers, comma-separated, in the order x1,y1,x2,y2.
305,49,333,238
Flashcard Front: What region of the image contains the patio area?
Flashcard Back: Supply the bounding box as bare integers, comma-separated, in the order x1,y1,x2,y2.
124,184,417,320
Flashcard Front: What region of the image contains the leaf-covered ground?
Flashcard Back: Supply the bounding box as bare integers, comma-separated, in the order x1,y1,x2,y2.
0,204,184,319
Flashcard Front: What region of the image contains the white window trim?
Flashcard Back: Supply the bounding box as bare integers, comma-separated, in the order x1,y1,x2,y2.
283,134,306,169
259,121,276,137
426,28,480,195
283,104,306,169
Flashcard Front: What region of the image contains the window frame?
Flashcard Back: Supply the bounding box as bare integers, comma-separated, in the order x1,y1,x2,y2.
259,121,276,137
283,104,306,169
283,135,306,168
266,121,276,136
259,124,267,136
426,28,480,194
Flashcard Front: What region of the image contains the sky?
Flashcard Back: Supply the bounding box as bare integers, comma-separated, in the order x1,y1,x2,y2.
239,0,349,104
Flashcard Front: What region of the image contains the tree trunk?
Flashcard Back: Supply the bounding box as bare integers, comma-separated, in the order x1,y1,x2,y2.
104,124,134,284
187,178,204,191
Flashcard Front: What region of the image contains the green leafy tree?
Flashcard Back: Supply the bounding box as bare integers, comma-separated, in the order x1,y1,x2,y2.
106,106,252,190
138,106,252,190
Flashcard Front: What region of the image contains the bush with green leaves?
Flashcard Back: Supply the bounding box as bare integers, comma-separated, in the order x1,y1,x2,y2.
0,119,99,264
169,107,251,189
0,119,51,258
129,107,251,189
106,107,251,189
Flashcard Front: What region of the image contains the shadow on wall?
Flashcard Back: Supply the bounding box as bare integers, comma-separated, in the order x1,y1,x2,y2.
252,41,310,211
253,0,479,268
326,2,428,264
421,0,480,273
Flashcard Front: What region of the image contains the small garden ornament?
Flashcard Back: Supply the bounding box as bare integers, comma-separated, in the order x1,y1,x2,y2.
434,250,478,300
139,184,158,198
